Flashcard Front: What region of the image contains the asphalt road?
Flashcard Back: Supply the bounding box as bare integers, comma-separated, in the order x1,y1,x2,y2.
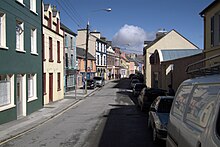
0,78,166,147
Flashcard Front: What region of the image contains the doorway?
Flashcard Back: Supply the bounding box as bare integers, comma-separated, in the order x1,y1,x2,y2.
16,74,26,118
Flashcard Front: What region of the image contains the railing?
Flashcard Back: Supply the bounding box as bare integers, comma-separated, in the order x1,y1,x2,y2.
186,53,220,77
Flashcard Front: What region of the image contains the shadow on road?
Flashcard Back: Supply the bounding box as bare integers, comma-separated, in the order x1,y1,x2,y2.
97,78,166,147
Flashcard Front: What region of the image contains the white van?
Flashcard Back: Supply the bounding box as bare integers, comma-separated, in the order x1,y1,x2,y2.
167,74,220,147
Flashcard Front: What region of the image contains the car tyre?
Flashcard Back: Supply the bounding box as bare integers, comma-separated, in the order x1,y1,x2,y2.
147,118,151,129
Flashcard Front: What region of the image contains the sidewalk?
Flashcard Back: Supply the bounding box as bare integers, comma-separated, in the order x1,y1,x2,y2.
0,86,97,144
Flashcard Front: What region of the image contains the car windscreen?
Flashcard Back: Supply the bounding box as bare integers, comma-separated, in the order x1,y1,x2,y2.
157,99,173,113
93,77,102,80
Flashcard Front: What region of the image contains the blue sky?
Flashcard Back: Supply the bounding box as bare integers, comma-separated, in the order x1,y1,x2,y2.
43,0,213,54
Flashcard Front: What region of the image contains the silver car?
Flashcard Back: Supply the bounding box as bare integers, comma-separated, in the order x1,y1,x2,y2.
93,76,105,87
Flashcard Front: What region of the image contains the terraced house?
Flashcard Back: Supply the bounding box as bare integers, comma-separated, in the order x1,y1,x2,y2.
0,0,43,124
42,3,64,104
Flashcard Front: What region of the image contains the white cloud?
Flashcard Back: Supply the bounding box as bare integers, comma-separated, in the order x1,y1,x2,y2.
112,24,155,54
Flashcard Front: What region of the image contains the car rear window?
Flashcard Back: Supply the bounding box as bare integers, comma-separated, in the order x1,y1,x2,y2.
93,77,102,80
158,99,173,113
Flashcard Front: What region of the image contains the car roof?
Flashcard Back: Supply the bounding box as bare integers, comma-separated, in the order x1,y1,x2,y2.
182,74,220,85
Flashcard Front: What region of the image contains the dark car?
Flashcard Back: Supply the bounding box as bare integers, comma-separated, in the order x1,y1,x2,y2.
148,96,174,142
137,87,167,111
133,83,147,96
93,76,105,87
83,79,96,89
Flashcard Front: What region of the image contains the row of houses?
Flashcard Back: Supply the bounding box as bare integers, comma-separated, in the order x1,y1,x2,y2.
0,0,143,124
143,0,220,93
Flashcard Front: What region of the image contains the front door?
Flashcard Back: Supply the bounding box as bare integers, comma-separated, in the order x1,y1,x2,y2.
49,73,53,102
16,75,23,118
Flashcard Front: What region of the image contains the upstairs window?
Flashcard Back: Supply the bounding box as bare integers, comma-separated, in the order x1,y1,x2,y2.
48,12,52,28
30,0,36,13
49,37,53,61
31,28,37,54
64,35,68,47
56,18,59,33
0,12,6,48
57,41,60,63
16,20,24,52
16,0,24,5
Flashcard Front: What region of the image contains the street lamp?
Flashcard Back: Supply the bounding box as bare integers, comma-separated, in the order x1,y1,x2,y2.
84,8,111,94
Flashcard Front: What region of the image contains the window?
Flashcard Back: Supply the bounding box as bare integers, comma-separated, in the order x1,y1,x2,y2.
48,12,51,28
71,54,73,68
30,0,36,13
57,73,61,91
97,54,100,65
0,12,6,48
172,85,193,120
64,35,68,47
57,41,60,63
16,20,24,52
49,37,53,61
43,73,46,95
0,74,15,111
56,18,59,33
211,16,214,46
65,53,68,68
185,84,220,128
28,74,37,101
70,37,73,49
31,28,37,54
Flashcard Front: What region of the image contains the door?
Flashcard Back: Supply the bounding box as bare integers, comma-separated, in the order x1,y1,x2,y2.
16,75,23,118
49,73,53,102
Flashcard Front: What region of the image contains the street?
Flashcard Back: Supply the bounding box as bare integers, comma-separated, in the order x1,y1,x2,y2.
0,79,165,147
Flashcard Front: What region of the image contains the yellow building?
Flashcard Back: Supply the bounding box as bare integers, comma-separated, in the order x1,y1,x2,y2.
42,4,64,104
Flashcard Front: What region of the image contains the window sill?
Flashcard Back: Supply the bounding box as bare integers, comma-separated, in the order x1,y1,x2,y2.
0,46,9,50
57,61,61,63
49,59,54,62
31,52,38,56
28,97,38,102
0,104,16,112
44,92,47,95
30,10,38,16
16,0,25,7
57,88,61,91
16,49,26,53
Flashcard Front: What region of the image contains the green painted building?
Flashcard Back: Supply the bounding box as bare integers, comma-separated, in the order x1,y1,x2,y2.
0,0,43,124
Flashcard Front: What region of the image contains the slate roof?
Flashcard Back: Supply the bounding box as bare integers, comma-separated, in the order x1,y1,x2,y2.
60,23,77,36
158,49,203,62
76,47,96,60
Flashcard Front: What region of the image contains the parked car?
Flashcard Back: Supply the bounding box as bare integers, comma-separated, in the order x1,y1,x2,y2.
93,76,105,87
137,87,167,111
130,79,140,89
133,83,147,96
129,73,135,79
148,96,174,142
83,79,96,89
167,74,220,147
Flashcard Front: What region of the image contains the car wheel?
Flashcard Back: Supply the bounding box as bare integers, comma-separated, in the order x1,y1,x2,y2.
153,127,158,142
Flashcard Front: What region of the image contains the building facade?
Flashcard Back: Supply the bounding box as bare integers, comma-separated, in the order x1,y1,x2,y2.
42,3,64,104
106,45,115,80
95,37,107,79
143,29,199,88
113,47,121,79
0,0,43,124
61,23,77,93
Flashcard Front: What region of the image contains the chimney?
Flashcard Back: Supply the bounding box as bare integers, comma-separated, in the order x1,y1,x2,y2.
156,28,167,39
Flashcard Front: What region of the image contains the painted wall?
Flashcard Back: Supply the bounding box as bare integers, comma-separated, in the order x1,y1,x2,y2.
0,0,43,124
43,4,64,104
145,30,198,87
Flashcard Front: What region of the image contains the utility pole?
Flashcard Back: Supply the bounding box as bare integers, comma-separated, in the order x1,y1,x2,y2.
84,22,89,94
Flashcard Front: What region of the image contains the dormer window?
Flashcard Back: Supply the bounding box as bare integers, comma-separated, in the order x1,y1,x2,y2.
56,18,59,33
48,12,51,28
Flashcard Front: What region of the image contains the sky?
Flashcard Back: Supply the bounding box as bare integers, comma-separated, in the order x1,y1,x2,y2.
43,0,213,54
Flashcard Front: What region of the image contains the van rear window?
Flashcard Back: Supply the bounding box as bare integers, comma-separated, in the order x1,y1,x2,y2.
185,84,220,128
172,85,193,120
